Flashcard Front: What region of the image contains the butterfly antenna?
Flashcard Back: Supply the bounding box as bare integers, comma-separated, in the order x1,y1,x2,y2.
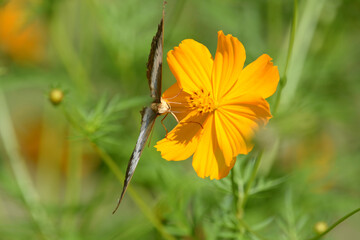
163,88,184,100
163,1,166,21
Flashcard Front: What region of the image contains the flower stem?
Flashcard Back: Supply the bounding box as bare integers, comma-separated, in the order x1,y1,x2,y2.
231,168,241,218
241,150,263,209
307,207,360,240
273,0,298,113
238,0,298,212
91,144,176,240
61,106,175,240
50,10,92,97
0,91,58,240
238,218,269,240
61,128,83,236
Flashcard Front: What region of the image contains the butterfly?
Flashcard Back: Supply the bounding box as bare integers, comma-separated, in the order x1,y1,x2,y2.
113,6,170,213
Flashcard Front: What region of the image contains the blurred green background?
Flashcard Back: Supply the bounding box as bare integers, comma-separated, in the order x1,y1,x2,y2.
0,0,359,239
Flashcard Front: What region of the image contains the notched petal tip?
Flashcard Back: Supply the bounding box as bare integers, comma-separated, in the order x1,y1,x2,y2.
192,154,235,180
217,30,234,39
166,38,213,94
212,30,246,100
230,53,280,99
260,53,272,61
179,39,197,46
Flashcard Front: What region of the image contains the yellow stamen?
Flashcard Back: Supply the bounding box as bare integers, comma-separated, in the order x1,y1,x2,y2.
187,89,214,113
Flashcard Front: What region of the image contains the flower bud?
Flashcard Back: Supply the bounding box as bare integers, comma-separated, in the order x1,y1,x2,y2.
314,221,328,234
49,89,64,105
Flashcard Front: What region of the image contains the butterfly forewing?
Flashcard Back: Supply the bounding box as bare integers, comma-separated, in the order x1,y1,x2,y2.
146,17,164,102
113,10,164,213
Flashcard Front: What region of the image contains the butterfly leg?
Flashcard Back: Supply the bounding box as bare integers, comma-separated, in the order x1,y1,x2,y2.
161,113,169,136
170,111,179,123
180,121,204,129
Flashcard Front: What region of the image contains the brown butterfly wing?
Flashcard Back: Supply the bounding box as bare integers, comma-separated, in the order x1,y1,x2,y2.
146,13,164,103
113,10,165,212
113,106,157,213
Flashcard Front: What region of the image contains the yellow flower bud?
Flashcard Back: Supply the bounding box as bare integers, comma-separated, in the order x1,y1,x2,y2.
49,89,64,105
314,221,328,234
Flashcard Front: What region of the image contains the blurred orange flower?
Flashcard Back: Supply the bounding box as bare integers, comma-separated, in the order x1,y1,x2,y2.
0,0,45,63
155,31,279,179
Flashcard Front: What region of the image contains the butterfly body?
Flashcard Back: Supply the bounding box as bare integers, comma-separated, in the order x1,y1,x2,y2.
152,98,170,114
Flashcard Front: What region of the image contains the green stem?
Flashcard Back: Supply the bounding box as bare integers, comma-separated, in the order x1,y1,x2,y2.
91,144,176,240
0,91,58,240
273,0,298,113
238,218,269,240
241,150,263,209
166,0,187,41
64,134,82,205
238,0,298,212
230,168,241,218
308,207,360,240
61,129,82,237
61,106,175,240
50,8,92,97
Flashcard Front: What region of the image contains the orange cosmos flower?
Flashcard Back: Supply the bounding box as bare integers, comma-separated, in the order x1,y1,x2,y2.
0,0,45,63
155,31,279,180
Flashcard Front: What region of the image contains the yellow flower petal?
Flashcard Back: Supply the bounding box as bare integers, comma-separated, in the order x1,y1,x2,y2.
214,110,246,166
162,83,191,122
227,54,279,100
167,39,213,94
221,95,272,125
211,31,246,101
192,113,236,179
155,111,208,161
215,95,271,165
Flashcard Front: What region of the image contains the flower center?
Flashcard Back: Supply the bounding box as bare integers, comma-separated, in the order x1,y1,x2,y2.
187,89,214,113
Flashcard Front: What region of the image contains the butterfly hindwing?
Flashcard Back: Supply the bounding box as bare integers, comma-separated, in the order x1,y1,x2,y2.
113,106,157,213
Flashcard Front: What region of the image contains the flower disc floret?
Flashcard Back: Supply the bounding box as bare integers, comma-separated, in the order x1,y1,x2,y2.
187,89,214,113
